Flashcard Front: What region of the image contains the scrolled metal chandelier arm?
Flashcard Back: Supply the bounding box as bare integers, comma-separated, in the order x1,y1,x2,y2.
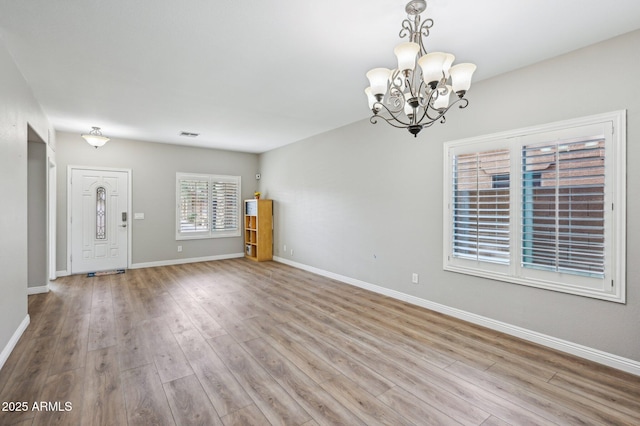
399,11,432,54
370,102,413,129
365,0,476,137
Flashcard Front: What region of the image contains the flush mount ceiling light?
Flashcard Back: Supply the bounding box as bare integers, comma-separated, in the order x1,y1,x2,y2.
365,0,477,137
81,126,110,148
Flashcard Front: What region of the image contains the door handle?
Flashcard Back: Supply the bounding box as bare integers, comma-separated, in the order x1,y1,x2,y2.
120,224,127,228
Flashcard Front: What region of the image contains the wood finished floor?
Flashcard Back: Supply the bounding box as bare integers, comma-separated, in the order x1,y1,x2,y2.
1,259,639,426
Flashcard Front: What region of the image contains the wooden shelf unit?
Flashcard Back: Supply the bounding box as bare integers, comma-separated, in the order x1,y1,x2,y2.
244,199,273,261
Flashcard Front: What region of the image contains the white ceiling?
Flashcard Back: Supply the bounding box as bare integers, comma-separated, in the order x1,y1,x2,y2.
2,0,640,153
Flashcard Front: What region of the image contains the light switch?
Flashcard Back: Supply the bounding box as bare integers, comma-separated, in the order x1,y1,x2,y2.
134,213,145,220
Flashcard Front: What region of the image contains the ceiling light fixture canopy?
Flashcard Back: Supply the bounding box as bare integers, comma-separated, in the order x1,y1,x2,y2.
82,126,110,148
365,0,476,137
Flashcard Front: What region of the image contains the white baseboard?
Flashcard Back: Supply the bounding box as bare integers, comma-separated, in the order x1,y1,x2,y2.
130,253,244,270
27,284,50,295
0,315,30,372
56,270,70,277
274,256,640,377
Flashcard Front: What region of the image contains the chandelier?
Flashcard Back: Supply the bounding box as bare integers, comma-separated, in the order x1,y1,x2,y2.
82,126,110,148
365,0,476,137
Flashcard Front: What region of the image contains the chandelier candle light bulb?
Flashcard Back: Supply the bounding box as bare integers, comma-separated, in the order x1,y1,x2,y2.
365,0,476,137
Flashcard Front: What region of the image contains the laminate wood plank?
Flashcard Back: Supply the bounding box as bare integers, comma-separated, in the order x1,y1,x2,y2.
208,333,238,348
31,368,84,426
115,312,154,372
549,371,640,418
153,266,194,301
446,360,598,425
87,302,117,352
384,354,555,425
172,296,227,339
220,404,270,426
55,275,93,318
90,275,112,310
27,291,48,312
325,294,490,369
494,332,640,390
28,292,67,339
481,416,513,426
333,308,473,369
319,374,413,426
256,296,301,324
121,364,175,426
164,374,223,426
138,317,194,383
483,362,640,425
175,329,253,416
10,420,34,426
213,291,263,320
48,313,90,375
231,288,293,324
448,325,559,381
377,385,463,426
110,273,145,320
296,302,456,370
163,307,196,336
301,313,491,425
0,333,58,425
385,312,552,378
81,346,127,426
243,316,341,384
212,337,312,425
278,320,395,397
199,299,259,342
0,326,37,396
243,338,367,426
146,290,184,320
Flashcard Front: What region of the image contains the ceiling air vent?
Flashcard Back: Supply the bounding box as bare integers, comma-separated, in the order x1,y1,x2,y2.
179,131,199,137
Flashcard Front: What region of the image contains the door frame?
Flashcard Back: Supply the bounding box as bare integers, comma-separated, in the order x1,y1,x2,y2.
66,165,132,274
48,153,56,281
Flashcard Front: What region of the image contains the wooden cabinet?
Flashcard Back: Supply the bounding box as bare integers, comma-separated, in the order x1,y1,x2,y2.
244,199,273,261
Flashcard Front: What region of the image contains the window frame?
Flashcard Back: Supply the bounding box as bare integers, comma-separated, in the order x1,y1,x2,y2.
176,173,242,240
443,111,626,303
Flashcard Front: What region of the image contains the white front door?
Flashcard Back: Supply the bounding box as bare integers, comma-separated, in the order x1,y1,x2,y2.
70,168,129,274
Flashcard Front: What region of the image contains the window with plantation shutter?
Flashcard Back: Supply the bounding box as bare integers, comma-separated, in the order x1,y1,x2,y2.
211,180,239,232
452,149,511,265
444,111,626,303
176,173,241,239
521,138,605,278
179,178,210,234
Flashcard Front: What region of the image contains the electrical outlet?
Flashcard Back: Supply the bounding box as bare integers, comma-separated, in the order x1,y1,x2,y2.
284,244,287,252
177,245,182,252
412,273,419,284
290,249,294,256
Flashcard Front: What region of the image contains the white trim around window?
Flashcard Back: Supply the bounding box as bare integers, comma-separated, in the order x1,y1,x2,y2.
176,173,241,240
443,111,626,303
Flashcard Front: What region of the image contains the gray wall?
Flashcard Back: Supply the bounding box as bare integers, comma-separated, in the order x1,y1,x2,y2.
259,30,640,362
27,139,47,288
55,133,259,270
0,39,54,363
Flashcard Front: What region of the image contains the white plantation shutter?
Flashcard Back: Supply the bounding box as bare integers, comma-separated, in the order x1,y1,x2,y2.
521,138,605,277
211,179,240,233
177,173,241,239
179,178,210,233
444,111,625,303
452,149,511,264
